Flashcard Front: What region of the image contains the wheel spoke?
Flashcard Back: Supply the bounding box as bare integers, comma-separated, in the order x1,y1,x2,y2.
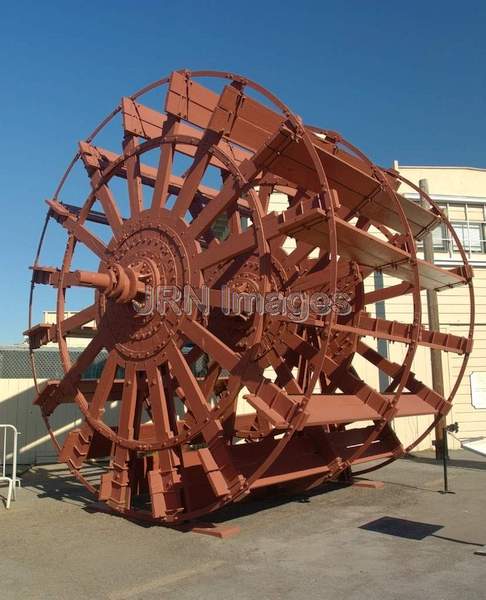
357,341,448,411
47,200,107,258
179,316,240,372
195,225,257,271
151,117,178,213
123,136,143,216
79,142,124,235
329,372,392,417
364,281,414,304
200,361,223,400
151,143,173,211
172,134,218,219
288,258,354,293
186,174,242,240
88,143,231,208
337,314,472,355
278,311,471,356
285,241,316,268
58,351,118,469
93,185,124,236
146,364,175,439
227,199,242,235
258,183,273,213
265,348,302,394
166,339,211,424
57,303,97,337
88,351,119,418
117,363,139,440
25,303,97,349
279,328,320,367
194,208,293,271
187,158,260,239
189,129,307,242
99,362,139,509
58,334,106,398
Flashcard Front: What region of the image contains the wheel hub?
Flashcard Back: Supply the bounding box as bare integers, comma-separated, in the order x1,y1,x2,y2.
98,209,198,362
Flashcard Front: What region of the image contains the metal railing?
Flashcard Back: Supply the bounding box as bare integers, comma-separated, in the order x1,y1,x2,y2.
0,424,21,509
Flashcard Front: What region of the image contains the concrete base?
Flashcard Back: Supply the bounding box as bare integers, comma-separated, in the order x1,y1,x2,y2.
351,478,385,489
189,522,241,539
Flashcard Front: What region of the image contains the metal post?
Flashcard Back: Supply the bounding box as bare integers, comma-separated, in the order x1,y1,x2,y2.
442,426,449,493
373,271,390,393
419,179,446,460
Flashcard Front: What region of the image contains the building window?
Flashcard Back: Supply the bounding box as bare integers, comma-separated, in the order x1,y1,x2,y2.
417,222,449,252
451,221,486,253
417,202,486,257
431,223,449,252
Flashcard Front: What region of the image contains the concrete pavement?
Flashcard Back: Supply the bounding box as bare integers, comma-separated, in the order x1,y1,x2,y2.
1,450,485,600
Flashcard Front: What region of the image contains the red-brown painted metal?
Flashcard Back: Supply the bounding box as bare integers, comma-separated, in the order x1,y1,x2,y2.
27,70,474,523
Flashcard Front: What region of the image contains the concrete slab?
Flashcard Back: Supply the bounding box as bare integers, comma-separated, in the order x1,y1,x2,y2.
0,450,485,600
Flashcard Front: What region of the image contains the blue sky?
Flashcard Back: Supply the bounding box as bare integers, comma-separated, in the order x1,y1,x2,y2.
0,1,485,343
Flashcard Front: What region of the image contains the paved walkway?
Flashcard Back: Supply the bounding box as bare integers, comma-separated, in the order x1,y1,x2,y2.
1,451,485,600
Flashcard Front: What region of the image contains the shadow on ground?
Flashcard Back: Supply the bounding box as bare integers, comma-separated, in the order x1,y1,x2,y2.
22,464,96,507
21,450,486,534
360,515,484,547
22,462,351,530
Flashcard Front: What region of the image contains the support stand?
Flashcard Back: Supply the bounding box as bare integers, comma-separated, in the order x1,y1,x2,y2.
440,423,458,495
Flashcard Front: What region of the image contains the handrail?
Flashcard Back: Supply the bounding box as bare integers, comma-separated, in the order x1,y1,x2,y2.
0,424,21,509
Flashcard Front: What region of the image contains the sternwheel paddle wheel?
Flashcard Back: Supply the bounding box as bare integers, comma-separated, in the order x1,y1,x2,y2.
26,70,474,524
